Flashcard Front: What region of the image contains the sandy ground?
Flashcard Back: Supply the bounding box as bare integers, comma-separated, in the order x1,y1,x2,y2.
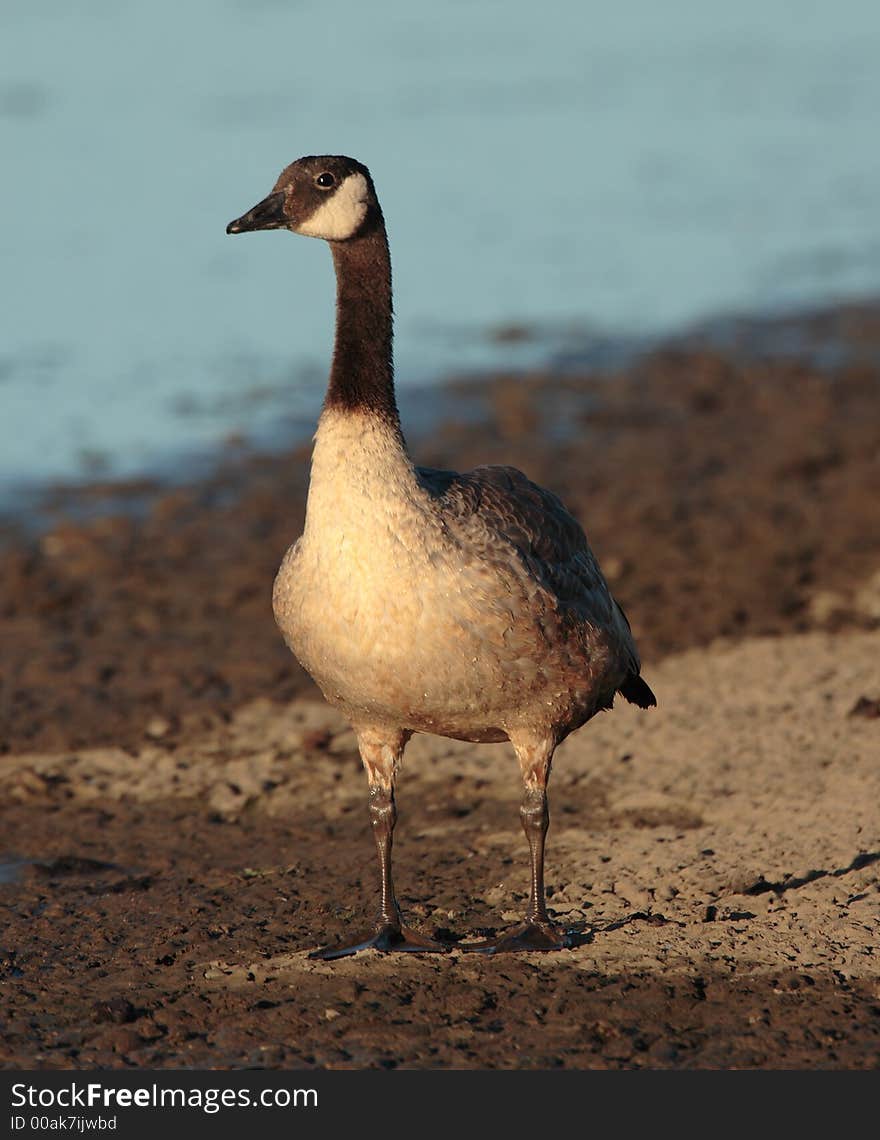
1,303,879,1069
2,629,879,1069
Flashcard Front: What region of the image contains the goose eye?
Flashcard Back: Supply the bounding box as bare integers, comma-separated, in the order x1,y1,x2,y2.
315,172,336,189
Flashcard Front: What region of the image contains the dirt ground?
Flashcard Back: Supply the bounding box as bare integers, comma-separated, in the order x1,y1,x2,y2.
1,303,879,1069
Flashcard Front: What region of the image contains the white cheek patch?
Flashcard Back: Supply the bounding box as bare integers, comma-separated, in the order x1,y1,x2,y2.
297,172,369,240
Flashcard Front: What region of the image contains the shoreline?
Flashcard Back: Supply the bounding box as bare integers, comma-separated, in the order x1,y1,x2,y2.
1,297,879,755
4,293,880,541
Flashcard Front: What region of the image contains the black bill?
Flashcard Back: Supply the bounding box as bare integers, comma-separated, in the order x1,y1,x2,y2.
226,191,287,234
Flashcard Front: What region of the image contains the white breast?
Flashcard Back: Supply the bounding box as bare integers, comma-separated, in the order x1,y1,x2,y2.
273,411,438,706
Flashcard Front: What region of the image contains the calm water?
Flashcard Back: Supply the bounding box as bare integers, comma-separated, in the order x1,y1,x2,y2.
2,0,880,489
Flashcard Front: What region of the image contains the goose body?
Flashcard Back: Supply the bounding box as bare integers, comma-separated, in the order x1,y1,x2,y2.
275,409,637,744
228,155,655,956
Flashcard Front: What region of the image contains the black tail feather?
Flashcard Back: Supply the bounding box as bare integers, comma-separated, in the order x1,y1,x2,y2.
619,673,657,709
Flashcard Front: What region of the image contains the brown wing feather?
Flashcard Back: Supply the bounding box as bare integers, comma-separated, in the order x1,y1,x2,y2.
418,463,654,707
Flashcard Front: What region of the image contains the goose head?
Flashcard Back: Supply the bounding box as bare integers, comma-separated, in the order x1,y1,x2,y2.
226,155,378,242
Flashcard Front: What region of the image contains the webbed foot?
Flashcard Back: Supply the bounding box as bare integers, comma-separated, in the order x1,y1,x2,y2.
309,922,451,960
461,920,589,954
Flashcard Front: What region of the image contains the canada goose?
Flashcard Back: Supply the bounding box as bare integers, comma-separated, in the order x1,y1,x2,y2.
227,155,656,958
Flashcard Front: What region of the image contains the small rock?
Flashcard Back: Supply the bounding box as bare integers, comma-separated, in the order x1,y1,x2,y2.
92,997,138,1025
612,879,652,910
145,717,171,739
806,590,847,624
848,695,880,719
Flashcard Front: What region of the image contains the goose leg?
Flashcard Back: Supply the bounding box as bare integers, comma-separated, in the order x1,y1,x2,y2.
465,736,578,953
310,727,449,959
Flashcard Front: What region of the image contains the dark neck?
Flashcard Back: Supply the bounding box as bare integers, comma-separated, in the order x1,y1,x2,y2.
325,214,401,431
